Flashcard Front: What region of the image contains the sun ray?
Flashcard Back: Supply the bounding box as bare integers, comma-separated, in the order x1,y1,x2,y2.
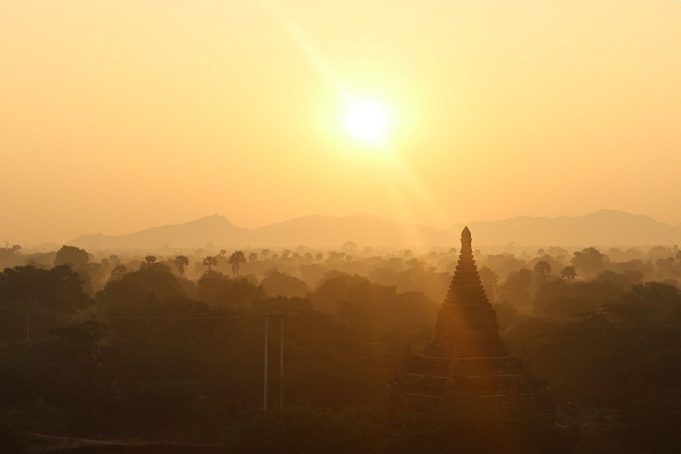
261,0,345,93
262,0,448,237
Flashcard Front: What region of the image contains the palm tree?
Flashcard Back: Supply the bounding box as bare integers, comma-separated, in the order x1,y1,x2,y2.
202,256,218,272
228,251,246,277
140,256,157,270
561,266,577,281
174,255,189,277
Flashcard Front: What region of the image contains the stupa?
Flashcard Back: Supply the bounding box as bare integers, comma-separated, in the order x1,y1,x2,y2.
391,227,550,413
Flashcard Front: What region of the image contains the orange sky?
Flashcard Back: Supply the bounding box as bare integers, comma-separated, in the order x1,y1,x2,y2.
1,0,680,244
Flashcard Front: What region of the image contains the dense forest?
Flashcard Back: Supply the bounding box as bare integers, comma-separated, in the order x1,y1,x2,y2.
1,242,680,453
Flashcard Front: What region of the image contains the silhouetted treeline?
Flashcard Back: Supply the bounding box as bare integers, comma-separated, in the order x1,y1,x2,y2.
1,243,681,452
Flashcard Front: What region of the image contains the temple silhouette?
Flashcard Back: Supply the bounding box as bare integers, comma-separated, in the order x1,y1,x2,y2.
392,227,550,415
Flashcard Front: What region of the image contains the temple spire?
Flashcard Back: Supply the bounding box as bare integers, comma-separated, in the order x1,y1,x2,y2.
461,226,472,250
429,226,507,356
444,227,487,306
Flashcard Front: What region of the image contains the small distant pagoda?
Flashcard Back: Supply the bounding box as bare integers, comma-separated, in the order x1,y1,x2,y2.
391,227,550,415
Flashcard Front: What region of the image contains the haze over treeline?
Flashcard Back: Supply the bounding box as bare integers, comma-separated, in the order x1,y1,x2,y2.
2,227,681,452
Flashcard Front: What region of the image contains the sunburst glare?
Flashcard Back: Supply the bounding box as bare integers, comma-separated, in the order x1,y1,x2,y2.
342,96,393,146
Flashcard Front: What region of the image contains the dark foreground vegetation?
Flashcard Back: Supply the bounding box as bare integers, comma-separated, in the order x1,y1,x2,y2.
1,243,681,453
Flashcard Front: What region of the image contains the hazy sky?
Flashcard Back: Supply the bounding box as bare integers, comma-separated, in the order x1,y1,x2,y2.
1,0,680,244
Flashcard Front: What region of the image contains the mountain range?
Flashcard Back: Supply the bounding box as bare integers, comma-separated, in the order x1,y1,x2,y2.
70,210,681,251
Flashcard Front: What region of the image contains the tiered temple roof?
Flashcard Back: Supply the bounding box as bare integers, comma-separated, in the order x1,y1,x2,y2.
392,227,550,412
427,226,508,358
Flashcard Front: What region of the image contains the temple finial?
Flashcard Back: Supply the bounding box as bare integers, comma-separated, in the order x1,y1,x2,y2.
461,226,472,249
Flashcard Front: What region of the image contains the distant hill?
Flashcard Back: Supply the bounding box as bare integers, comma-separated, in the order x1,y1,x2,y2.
251,214,448,248
73,215,249,250
72,214,447,250
71,210,681,251
462,210,681,246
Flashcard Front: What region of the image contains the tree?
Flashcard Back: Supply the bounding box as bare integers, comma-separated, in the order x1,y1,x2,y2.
498,269,534,311
0,265,92,313
228,251,246,277
109,264,127,282
342,241,358,254
197,270,264,308
560,266,577,281
174,255,189,277
572,247,607,279
248,252,258,262
327,251,343,263
261,271,308,298
140,256,159,270
55,245,89,267
0,244,22,266
202,256,218,272
478,267,499,302
407,258,421,269
98,265,185,312
219,249,227,258
534,260,552,283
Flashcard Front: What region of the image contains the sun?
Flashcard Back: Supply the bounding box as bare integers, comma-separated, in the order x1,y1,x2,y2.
342,96,393,146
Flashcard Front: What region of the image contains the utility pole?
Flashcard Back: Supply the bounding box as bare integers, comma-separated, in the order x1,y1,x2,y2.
263,312,284,413
263,314,269,413
25,306,30,342
279,314,284,410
